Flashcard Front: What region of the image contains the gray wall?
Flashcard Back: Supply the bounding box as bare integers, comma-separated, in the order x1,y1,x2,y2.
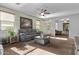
50,14,79,39
69,14,79,39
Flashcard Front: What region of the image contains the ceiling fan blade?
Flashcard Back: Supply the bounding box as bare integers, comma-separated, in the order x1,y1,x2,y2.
41,9,44,13
44,9,47,12
44,12,50,14
35,8,50,16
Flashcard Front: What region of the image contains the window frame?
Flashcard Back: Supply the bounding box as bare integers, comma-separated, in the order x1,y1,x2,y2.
0,11,15,31
36,20,41,30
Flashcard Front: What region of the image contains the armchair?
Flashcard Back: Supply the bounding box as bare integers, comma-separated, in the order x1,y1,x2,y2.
34,33,50,45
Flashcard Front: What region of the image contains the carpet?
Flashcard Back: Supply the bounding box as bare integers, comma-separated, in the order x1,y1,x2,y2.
11,44,36,55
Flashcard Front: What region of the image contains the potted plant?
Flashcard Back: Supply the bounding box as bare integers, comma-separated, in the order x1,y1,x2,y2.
8,30,16,37
8,30,16,43
6,27,16,43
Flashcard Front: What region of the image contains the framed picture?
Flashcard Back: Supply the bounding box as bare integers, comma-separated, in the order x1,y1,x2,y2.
20,17,32,29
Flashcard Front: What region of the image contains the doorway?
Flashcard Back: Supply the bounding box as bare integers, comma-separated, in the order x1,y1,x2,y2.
55,18,69,38
62,23,69,37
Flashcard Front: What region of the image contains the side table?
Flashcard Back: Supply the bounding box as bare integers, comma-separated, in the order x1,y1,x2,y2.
9,35,19,44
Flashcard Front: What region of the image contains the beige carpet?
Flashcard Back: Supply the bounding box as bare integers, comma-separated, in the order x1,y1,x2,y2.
3,42,37,55
27,48,56,55
10,45,36,55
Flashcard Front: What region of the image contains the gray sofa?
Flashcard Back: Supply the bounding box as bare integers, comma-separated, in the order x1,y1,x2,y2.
19,29,40,42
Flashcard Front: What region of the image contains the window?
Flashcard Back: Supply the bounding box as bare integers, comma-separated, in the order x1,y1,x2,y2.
0,11,15,30
36,20,40,30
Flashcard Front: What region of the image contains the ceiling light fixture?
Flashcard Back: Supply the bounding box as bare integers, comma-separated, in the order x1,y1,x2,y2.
16,3,21,5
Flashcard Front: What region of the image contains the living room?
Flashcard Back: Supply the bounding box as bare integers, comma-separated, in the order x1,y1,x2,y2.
0,3,79,55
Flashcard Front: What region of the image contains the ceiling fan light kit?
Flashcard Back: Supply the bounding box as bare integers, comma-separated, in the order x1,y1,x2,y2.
40,9,50,16
41,13,45,16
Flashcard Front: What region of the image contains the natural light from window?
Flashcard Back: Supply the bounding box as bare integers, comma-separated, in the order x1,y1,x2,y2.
0,11,15,30
36,20,40,30
51,37,67,40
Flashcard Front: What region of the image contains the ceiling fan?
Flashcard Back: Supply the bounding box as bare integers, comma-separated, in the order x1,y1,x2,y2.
40,9,50,16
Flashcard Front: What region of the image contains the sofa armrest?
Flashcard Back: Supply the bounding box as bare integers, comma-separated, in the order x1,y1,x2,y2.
0,44,4,55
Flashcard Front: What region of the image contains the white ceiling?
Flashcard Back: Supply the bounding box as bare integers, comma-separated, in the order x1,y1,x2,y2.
0,3,79,19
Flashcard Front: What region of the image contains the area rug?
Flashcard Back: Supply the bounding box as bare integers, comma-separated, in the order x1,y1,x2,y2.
27,48,57,55
10,44,36,55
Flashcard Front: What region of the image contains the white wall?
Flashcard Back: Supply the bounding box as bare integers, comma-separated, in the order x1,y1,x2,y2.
40,19,55,36
56,21,63,31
